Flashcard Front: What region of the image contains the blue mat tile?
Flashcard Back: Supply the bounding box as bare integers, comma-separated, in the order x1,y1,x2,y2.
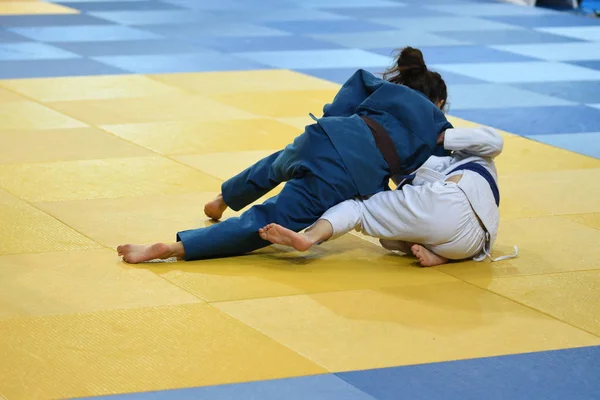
527,132,600,159
447,83,574,110
0,29,30,43
439,28,584,45
234,48,390,69
338,346,600,400
78,374,376,400
89,10,215,25
93,52,270,73
492,42,600,62
290,0,404,8
0,58,128,79
9,25,161,43
451,105,600,135
296,67,381,84
372,16,520,31
0,14,112,28
160,0,292,11
570,60,600,71
144,22,288,39
425,3,559,16
433,61,600,83
0,42,79,61
264,19,392,35
436,71,488,85
483,14,600,28
320,6,453,18
209,8,350,22
403,45,540,64
311,30,467,49
514,81,600,104
537,26,600,41
53,39,207,57
54,0,184,12
204,36,342,53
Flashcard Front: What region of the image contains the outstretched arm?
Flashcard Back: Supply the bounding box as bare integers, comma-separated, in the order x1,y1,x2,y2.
443,126,504,158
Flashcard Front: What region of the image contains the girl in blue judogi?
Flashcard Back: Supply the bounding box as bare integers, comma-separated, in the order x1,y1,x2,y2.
118,47,453,264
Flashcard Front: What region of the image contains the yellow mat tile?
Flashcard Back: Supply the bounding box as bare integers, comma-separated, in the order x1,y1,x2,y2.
561,212,600,230
148,69,339,95
0,156,221,202
0,100,86,130
47,95,256,125
101,118,300,155
437,216,600,280
209,90,338,118
497,135,600,174
0,189,100,255
0,249,201,320
142,235,457,302
475,270,600,337
500,169,600,219
0,1,77,14
36,192,221,247
0,87,28,103
0,127,153,164
0,303,325,400
174,150,279,181
276,115,317,130
216,283,600,372
0,75,187,102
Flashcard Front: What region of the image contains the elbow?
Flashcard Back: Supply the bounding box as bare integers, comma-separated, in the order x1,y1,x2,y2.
484,126,504,157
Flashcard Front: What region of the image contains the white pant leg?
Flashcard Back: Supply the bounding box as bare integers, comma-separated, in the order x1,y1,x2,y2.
320,181,487,260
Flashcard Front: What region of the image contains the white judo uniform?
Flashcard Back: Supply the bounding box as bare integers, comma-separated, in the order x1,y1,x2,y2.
319,126,516,262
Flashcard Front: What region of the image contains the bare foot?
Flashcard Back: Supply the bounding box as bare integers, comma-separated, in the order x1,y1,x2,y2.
204,194,227,221
258,223,314,252
411,244,448,267
117,243,171,264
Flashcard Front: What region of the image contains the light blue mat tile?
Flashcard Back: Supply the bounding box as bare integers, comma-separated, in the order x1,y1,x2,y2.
439,28,584,45
433,61,600,83
447,83,574,110
452,105,600,135
526,132,600,159
145,22,289,38
89,10,215,25
484,14,600,28
372,16,519,31
93,52,270,73
265,19,392,35
9,25,161,42
426,3,559,16
0,58,128,79
537,26,600,41
0,14,111,27
53,39,207,57
0,42,79,61
514,81,600,104
311,30,466,49
234,48,390,69
493,42,600,61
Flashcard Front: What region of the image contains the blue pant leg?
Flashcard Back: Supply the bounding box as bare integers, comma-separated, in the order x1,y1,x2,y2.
221,132,311,211
178,168,355,260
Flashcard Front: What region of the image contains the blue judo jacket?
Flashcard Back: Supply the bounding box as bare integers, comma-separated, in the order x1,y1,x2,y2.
314,69,452,197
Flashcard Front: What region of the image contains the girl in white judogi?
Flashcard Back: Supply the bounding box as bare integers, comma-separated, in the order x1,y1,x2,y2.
259,125,518,267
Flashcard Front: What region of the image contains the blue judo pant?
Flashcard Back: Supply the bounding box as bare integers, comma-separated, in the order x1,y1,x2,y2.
176,124,367,260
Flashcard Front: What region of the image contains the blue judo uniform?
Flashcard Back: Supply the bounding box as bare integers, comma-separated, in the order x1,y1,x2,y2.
177,70,452,260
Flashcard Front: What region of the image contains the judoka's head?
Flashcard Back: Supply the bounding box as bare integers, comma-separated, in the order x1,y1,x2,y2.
383,47,448,112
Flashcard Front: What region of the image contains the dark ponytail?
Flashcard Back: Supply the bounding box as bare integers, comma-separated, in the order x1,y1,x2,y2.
383,47,448,110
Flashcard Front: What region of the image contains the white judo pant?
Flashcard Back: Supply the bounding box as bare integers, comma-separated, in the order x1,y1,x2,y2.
320,180,486,260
